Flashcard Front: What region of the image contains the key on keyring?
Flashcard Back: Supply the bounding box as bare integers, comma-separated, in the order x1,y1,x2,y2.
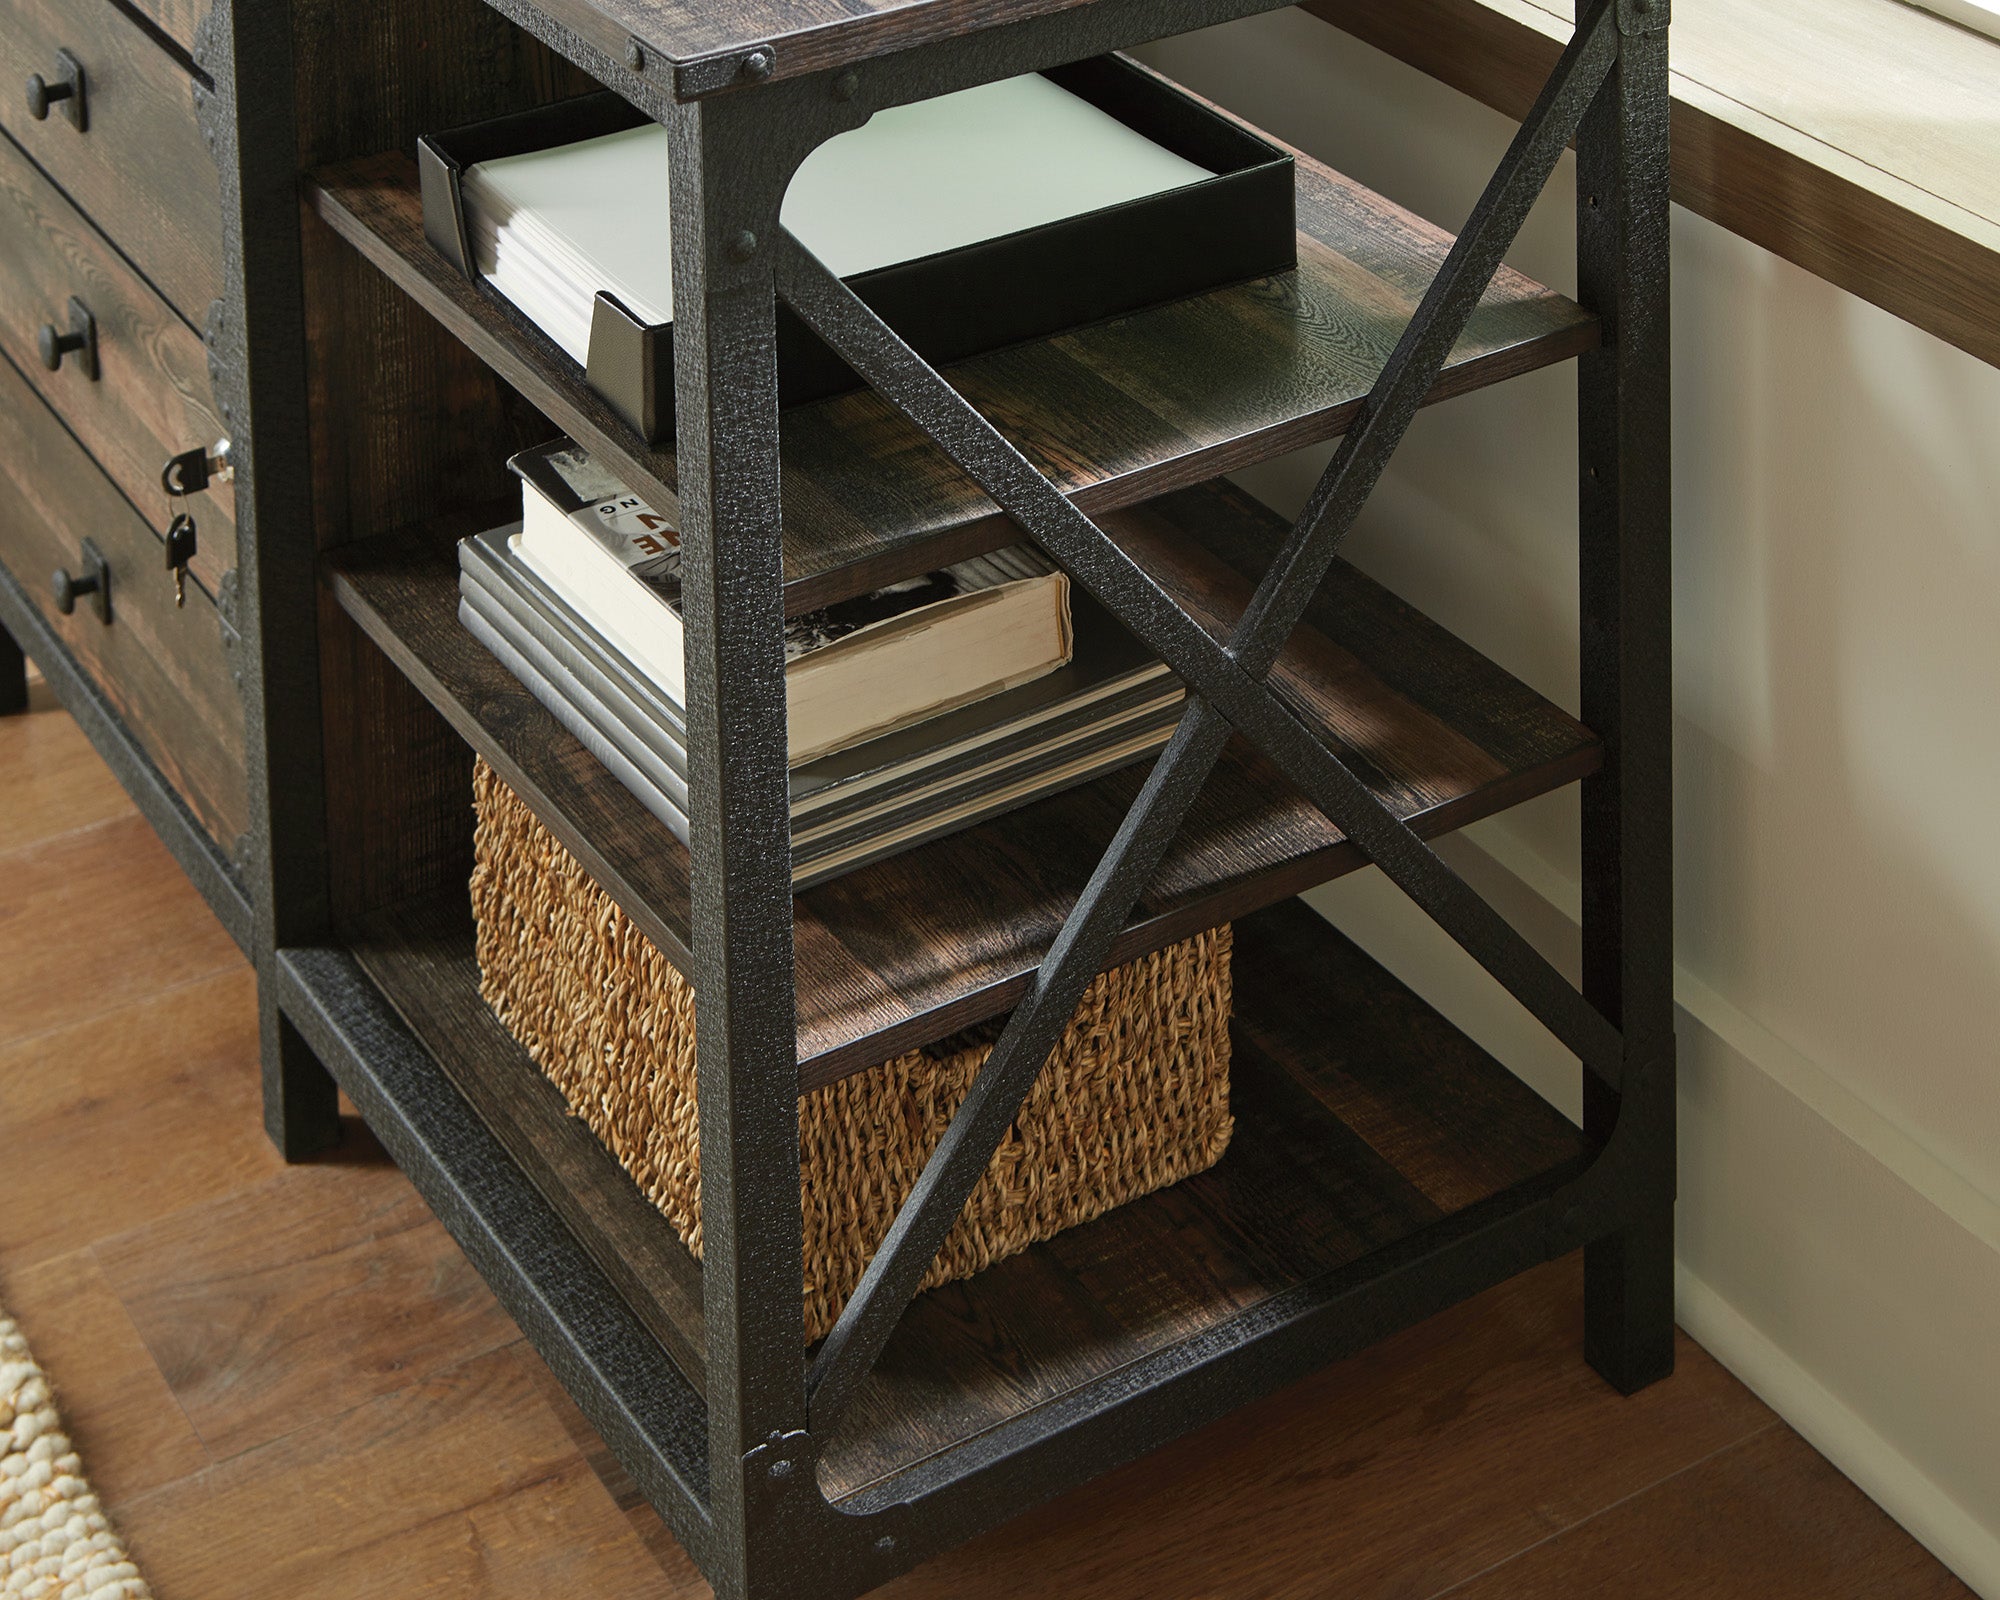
166,513,198,609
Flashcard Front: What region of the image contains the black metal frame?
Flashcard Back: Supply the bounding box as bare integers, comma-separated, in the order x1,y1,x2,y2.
188,0,346,1160
188,0,1671,1593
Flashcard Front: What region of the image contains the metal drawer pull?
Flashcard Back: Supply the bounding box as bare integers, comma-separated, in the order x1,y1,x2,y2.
51,538,111,625
37,298,98,380
25,49,86,131
161,438,233,497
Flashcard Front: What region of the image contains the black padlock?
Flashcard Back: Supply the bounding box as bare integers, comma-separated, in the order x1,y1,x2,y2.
161,438,233,498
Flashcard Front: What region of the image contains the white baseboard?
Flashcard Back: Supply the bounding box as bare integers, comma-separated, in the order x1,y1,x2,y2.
1468,826,2000,1257
1675,1265,2000,1598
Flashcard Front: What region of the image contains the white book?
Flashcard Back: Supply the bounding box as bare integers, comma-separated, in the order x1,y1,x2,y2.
462,73,1215,365
508,439,1074,765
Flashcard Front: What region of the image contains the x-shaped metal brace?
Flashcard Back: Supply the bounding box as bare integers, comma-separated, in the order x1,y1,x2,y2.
785,0,1626,1434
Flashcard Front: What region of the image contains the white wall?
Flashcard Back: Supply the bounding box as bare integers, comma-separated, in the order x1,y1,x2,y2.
1138,13,2000,1592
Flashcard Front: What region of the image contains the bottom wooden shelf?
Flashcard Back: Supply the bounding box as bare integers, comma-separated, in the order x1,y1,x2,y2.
342,889,1589,1506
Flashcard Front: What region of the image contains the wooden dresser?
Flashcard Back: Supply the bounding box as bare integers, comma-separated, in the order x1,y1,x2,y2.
0,0,245,894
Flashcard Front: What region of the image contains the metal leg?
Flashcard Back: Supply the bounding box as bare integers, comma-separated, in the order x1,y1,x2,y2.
667,93,854,1600
1577,1,1675,1393
263,994,342,1159
1585,1201,1676,1392
0,619,26,715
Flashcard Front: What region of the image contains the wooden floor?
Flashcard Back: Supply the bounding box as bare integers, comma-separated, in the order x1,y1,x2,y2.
0,682,1972,1600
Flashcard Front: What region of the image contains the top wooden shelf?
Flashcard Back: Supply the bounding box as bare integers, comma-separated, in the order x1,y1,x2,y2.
494,0,1246,100
308,98,1595,615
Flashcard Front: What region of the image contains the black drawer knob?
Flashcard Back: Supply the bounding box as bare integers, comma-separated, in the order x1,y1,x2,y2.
50,566,97,612
36,298,98,380
25,73,70,118
38,322,83,368
51,538,111,624
25,50,86,130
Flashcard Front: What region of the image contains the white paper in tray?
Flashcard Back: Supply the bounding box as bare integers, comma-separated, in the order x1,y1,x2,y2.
463,73,1214,364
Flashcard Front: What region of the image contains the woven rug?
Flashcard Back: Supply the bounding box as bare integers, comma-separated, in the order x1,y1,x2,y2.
0,1306,152,1599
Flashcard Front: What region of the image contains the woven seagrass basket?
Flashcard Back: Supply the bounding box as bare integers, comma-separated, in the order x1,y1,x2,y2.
468,758,1235,1341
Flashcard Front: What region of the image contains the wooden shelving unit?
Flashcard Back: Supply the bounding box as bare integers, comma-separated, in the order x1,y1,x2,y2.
261,1,1675,1595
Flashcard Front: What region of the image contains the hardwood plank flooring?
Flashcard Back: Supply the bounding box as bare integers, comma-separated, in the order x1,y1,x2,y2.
95,1153,521,1462
0,967,279,1270
0,691,1970,1598
0,1250,210,1507
1437,1425,1974,1600
113,1347,667,1600
865,1276,1767,1600
0,678,132,852
0,809,242,1049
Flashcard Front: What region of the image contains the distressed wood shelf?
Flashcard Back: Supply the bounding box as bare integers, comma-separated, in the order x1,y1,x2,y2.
325,479,1600,1083
330,888,1590,1504
306,113,1596,615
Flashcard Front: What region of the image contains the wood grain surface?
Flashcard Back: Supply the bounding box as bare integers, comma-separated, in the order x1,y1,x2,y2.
116,0,205,57
0,1251,211,1506
116,1348,670,1600
0,695,1968,1598
1441,1423,1975,1600
307,133,1595,613
0,966,272,1268
0,132,234,593
326,480,1599,1079
0,353,246,848
0,0,223,322
0,809,240,1049
96,1156,521,1461
1306,0,2000,372
511,0,1229,91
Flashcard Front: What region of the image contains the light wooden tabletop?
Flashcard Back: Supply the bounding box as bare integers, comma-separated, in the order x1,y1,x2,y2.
1308,0,2000,369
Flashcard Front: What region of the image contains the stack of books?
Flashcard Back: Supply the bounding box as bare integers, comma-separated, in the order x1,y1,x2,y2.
459,440,1183,886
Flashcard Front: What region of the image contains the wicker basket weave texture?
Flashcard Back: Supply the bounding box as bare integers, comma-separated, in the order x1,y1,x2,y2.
469,758,1235,1341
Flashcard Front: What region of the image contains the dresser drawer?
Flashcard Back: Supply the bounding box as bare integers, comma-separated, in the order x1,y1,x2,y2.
0,133,233,595
1,0,223,322
0,352,245,851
